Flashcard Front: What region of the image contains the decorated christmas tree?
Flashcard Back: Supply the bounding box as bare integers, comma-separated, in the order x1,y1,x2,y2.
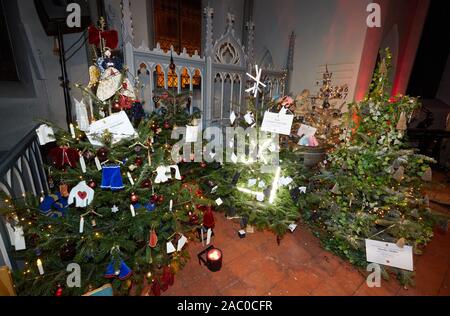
0,21,214,296
300,49,436,285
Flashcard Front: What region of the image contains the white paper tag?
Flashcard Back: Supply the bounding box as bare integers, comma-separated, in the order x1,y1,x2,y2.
13,227,26,251
258,180,266,188
244,112,254,125
299,187,307,194
211,186,218,194
95,157,102,171
186,125,199,143
79,217,85,234
36,125,55,145
87,111,136,146
288,223,298,233
215,198,223,206
206,228,212,245
79,155,87,173
297,124,317,137
177,235,187,251
261,111,294,135
230,111,236,124
166,241,176,254
365,239,413,271
248,179,257,187
256,193,265,202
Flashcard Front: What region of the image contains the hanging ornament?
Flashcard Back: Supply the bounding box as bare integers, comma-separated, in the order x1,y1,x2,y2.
135,157,143,167
150,194,159,204
393,166,405,182
331,183,340,194
188,211,199,225
150,279,161,296
59,242,76,261
161,266,174,291
396,112,407,131
130,192,139,204
158,195,164,204
96,147,109,162
141,179,152,189
55,285,64,297
203,206,215,229
149,229,158,248
163,120,171,130
200,161,207,168
88,180,97,189
48,175,55,189
83,150,95,161
59,183,69,198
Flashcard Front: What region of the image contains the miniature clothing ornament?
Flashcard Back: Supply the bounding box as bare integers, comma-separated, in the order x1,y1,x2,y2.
74,98,90,132
36,124,55,145
154,165,182,184
68,181,95,207
101,165,125,190
299,135,309,146
308,135,319,147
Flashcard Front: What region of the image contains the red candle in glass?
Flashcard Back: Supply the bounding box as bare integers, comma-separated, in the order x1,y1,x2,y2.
206,248,222,272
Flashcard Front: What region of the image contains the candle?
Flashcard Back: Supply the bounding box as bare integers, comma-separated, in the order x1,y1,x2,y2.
69,124,76,139
206,248,222,272
127,172,135,185
130,204,136,217
169,200,173,212
79,217,84,234
36,259,44,275
79,155,86,173
94,157,102,171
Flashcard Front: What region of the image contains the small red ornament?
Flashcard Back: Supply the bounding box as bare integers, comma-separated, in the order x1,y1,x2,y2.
135,157,143,167
130,192,139,204
88,180,97,189
150,194,158,203
188,211,199,225
149,229,158,248
163,121,171,129
141,179,152,188
196,189,203,197
96,147,109,162
55,286,63,297
151,279,161,296
200,162,207,168
158,195,164,203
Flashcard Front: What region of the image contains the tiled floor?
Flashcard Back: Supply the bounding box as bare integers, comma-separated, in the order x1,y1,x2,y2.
143,172,450,296
155,213,450,296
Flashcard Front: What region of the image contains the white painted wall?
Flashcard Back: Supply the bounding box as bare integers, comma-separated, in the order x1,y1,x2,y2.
253,0,370,101
0,0,91,151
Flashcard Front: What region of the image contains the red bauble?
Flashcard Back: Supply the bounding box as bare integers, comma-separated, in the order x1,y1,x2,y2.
150,194,158,203
130,192,139,204
196,189,203,197
200,162,207,168
188,211,199,225
96,147,109,162
55,286,63,297
135,157,143,167
158,195,164,203
141,179,152,188
88,180,97,189
163,121,171,129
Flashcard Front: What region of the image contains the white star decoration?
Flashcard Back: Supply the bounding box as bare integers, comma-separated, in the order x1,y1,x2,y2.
246,65,267,98
111,205,119,213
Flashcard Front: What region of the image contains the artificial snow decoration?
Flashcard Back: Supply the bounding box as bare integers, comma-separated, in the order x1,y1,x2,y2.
246,64,266,98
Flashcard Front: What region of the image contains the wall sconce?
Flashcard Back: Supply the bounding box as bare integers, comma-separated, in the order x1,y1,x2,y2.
198,245,222,272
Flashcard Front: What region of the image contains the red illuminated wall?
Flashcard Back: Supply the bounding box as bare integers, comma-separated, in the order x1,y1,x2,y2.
354,0,430,100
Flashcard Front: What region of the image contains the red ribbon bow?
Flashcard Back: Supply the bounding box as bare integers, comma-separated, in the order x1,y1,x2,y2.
88,26,119,49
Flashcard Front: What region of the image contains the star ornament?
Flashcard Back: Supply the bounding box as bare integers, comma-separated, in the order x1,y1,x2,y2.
246,65,267,98
111,205,119,213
